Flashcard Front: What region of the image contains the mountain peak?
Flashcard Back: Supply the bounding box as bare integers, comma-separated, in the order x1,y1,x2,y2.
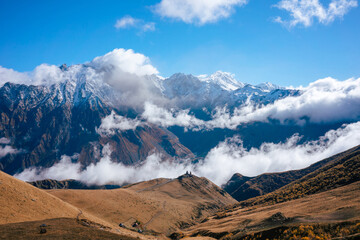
198,71,244,91
256,82,282,91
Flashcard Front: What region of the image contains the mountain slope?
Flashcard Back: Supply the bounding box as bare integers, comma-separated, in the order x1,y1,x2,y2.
222,145,351,201
236,144,360,208
48,174,236,235
0,170,156,240
0,80,193,175
0,170,80,224
0,218,137,240
184,181,360,239
180,145,360,239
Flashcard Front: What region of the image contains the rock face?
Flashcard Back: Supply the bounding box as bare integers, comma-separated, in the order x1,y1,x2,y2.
0,80,193,175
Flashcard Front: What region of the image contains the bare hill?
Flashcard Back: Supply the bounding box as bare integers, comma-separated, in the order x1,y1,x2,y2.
48,174,236,236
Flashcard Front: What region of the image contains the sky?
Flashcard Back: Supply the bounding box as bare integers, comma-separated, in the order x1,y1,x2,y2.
0,0,359,86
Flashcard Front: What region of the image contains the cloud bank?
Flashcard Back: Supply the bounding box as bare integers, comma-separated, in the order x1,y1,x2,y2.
196,121,360,184
15,144,189,186
15,121,360,186
275,0,358,27
154,0,248,25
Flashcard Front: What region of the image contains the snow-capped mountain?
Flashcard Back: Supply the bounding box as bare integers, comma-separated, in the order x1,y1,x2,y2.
152,71,298,108
198,71,245,91
0,64,299,175
0,69,193,175
256,82,282,92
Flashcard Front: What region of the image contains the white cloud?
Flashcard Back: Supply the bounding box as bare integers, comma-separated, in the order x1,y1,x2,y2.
0,66,30,86
154,0,248,25
88,49,164,108
31,64,65,85
114,16,138,29
0,64,67,87
96,111,143,135
0,145,18,158
89,48,158,77
274,0,358,27
15,121,360,186
15,144,190,186
142,102,205,130
0,138,20,158
114,16,156,32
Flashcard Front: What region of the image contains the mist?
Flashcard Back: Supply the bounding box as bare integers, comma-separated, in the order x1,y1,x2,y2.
15,121,360,186
0,138,20,159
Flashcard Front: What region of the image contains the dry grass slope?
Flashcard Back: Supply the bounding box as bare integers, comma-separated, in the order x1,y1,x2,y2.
0,171,155,240
48,174,236,236
184,182,360,239
236,145,360,208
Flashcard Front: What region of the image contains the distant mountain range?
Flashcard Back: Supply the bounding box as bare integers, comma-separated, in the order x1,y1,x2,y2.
0,64,301,175
153,71,298,108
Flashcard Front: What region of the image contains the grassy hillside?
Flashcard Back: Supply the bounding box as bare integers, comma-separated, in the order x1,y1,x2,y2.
235,145,360,208
0,218,136,240
48,174,236,235
179,145,360,239
183,181,360,239
224,145,360,202
0,171,157,240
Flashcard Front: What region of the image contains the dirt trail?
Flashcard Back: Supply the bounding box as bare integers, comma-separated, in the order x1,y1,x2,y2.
76,210,83,220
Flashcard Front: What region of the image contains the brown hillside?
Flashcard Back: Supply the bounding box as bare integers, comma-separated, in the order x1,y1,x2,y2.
0,171,156,240
0,218,136,240
224,144,360,202
0,170,80,225
236,144,360,208
48,174,236,235
184,181,360,239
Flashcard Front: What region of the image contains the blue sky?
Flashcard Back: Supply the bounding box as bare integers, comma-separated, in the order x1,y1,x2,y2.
0,0,359,86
